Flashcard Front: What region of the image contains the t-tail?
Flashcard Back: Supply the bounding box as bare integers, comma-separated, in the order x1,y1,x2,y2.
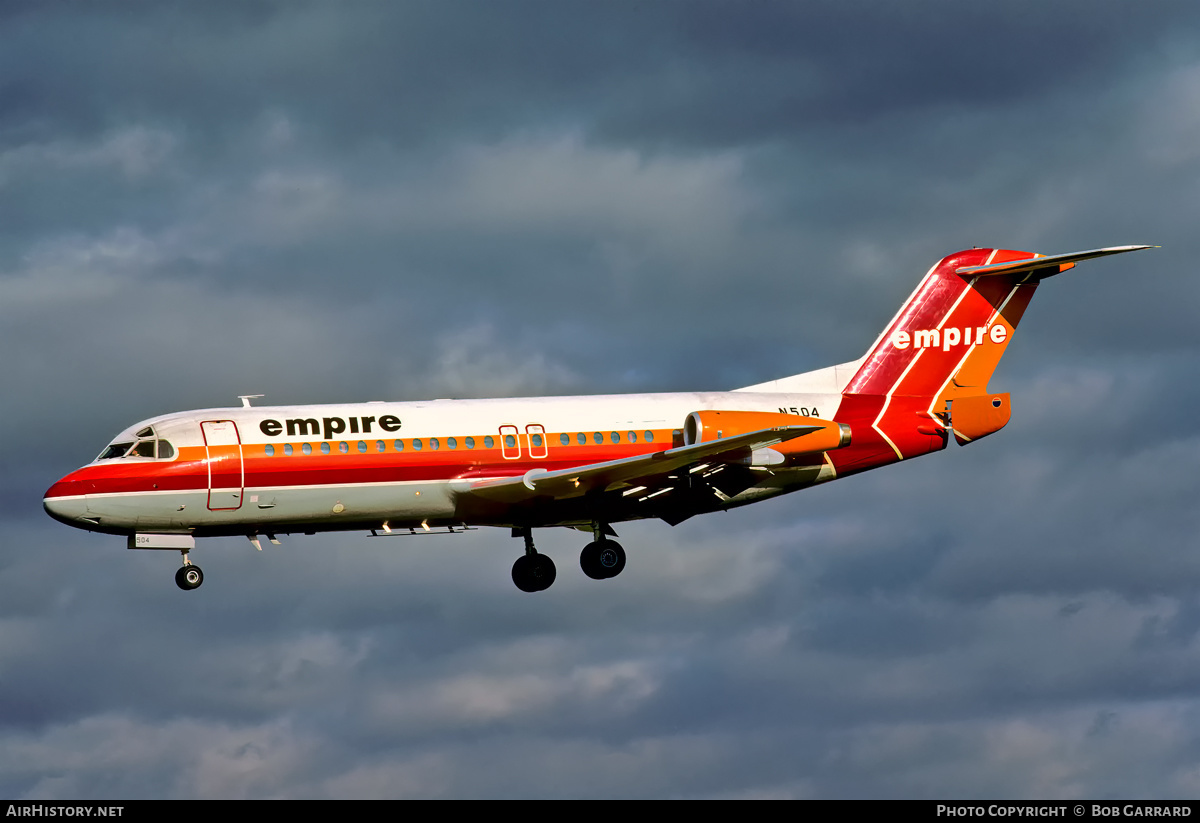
830,245,1153,474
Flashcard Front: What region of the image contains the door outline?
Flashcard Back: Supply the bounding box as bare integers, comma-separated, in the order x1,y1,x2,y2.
525,423,548,459
201,420,244,511
499,425,521,460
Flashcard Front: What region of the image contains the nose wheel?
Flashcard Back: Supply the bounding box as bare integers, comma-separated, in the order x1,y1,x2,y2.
175,556,204,590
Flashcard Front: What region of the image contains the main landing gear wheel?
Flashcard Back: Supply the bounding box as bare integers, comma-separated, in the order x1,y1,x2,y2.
580,539,626,580
512,553,556,593
175,564,204,591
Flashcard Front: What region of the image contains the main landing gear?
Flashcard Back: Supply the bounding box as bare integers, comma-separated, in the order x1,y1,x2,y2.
175,551,203,591
510,525,627,592
580,538,626,580
512,527,556,593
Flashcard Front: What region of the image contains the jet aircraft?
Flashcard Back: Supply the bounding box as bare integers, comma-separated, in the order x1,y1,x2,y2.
44,245,1152,592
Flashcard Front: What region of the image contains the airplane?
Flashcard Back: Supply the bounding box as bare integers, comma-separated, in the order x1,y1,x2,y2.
43,245,1153,592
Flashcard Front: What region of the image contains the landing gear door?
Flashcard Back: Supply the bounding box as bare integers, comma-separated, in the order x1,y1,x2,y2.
201,420,244,511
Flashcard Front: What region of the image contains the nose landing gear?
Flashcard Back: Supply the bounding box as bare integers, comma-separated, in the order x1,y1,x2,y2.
175,552,204,591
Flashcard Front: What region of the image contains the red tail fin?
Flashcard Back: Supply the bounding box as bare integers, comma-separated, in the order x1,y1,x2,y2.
845,248,1038,400
834,245,1151,466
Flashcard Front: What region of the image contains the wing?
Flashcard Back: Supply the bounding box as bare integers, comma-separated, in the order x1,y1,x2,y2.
450,424,824,506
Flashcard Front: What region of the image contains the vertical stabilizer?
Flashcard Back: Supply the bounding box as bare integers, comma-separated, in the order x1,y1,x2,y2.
834,245,1151,465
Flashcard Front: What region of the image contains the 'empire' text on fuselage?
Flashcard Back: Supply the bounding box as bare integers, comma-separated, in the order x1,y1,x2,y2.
259,415,402,440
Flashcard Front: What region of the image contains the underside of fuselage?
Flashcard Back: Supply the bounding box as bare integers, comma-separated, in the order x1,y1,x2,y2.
49,459,832,538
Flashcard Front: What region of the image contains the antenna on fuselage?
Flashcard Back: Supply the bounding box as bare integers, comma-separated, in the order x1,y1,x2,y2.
238,395,264,408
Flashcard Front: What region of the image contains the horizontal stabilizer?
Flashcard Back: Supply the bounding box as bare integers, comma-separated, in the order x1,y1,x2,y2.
955,245,1155,280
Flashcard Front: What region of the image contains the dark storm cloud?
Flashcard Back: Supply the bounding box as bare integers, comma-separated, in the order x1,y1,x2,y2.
2,0,1200,799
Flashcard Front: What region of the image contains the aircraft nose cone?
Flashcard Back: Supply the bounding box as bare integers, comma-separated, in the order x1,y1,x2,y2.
43,480,89,526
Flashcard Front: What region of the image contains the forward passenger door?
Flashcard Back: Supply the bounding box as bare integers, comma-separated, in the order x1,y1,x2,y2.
201,420,244,511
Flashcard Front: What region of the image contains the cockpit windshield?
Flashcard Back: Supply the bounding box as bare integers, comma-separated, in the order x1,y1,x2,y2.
97,442,134,461
95,426,176,462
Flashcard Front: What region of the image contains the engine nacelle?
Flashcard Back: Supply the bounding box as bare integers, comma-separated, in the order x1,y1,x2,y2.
683,410,851,459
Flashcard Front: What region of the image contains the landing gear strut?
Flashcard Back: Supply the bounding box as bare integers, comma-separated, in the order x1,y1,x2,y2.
175,551,203,591
511,527,556,593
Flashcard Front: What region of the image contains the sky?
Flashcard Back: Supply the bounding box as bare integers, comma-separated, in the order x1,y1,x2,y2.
2,0,1199,799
